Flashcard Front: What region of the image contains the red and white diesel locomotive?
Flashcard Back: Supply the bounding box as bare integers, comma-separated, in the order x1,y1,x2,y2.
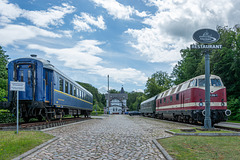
140,75,231,125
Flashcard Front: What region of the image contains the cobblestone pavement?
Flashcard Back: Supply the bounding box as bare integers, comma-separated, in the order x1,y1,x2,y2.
24,115,190,160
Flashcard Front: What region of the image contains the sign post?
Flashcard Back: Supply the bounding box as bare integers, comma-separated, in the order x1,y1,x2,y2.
10,81,25,134
191,28,221,129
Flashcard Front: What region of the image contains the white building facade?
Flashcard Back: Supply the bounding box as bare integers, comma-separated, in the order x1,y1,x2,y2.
105,87,128,114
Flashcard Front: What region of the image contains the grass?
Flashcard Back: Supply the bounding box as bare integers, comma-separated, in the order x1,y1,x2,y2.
158,136,240,160
170,128,235,133
227,120,240,123
0,131,54,160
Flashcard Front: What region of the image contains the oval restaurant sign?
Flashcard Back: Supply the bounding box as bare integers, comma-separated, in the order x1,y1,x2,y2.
193,28,220,44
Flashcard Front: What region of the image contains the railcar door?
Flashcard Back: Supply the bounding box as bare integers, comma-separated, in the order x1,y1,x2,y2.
180,93,184,109
15,63,34,100
43,69,52,104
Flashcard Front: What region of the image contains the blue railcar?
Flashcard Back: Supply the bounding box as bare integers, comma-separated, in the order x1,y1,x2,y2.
6,55,93,121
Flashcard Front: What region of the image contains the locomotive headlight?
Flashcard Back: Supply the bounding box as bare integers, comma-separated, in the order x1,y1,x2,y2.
225,109,231,116
221,99,224,106
199,102,203,107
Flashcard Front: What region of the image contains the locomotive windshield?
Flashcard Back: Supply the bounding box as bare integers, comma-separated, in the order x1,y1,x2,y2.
199,79,205,87
211,78,222,86
198,78,222,87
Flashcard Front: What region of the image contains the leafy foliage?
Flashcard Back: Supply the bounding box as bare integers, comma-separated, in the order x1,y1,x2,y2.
127,91,145,111
0,46,8,102
144,71,172,98
76,81,106,110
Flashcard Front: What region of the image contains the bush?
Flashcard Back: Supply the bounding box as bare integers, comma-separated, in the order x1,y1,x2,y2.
91,111,104,115
227,97,240,121
0,110,16,123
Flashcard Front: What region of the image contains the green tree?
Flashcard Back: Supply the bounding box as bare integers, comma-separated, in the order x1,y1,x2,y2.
171,48,204,85
76,81,106,110
211,26,240,98
127,91,145,111
0,46,8,102
144,71,172,98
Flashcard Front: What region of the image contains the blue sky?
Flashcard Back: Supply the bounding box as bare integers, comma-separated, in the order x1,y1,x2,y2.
0,0,239,93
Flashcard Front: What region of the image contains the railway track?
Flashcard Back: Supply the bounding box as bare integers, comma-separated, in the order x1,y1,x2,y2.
0,117,91,131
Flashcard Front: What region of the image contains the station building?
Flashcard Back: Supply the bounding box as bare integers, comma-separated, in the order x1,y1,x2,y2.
105,87,128,114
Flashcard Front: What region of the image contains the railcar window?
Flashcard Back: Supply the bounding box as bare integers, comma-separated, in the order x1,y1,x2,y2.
45,71,48,85
28,70,31,84
20,71,24,82
74,87,76,96
59,78,63,92
164,90,169,97
160,99,162,104
177,84,182,92
199,79,205,87
65,81,69,93
164,98,166,103
77,88,79,97
170,96,173,102
70,84,73,95
211,78,222,86
170,87,176,94
176,94,179,101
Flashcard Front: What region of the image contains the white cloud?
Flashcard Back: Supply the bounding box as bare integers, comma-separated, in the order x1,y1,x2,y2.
73,13,106,32
126,0,235,63
91,0,148,20
0,0,22,25
133,89,144,93
22,3,75,28
59,30,73,38
27,40,148,85
0,24,61,46
0,1,75,27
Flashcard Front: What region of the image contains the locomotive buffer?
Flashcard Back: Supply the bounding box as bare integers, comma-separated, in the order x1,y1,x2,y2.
191,28,222,129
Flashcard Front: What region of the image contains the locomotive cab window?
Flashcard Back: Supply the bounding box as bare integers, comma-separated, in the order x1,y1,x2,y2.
189,79,197,88
199,78,205,87
59,77,63,91
211,78,222,86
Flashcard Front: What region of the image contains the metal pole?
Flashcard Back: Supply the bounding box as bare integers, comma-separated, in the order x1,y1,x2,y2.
108,75,110,114
17,91,19,134
204,49,212,129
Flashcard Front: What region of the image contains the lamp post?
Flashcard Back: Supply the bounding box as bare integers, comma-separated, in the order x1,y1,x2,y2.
191,28,221,129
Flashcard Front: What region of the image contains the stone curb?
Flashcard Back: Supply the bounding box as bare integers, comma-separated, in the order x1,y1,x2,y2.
41,120,88,132
13,137,59,160
165,130,240,136
152,139,174,160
